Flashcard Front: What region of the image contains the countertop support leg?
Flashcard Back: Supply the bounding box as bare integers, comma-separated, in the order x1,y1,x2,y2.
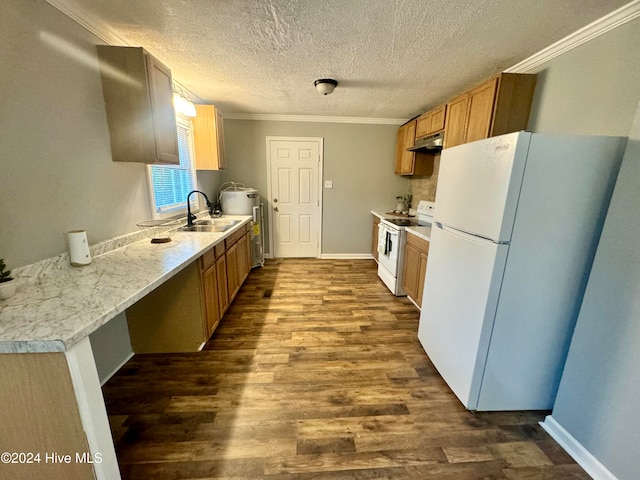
66,337,121,480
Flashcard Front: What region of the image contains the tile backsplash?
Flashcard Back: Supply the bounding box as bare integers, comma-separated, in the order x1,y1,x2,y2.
408,155,440,206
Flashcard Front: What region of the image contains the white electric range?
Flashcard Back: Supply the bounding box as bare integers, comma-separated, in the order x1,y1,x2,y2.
378,200,434,296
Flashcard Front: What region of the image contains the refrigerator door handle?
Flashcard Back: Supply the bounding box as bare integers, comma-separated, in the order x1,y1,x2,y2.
437,223,507,245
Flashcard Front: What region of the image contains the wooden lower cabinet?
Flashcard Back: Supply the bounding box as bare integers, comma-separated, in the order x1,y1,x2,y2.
372,216,380,262
402,232,429,308
201,252,221,339
216,253,230,318
226,241,240,301
126,224,253,353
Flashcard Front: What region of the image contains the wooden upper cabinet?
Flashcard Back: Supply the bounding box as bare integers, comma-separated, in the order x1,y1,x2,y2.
394,127,405,174
444,93,470,149
416,104,446,138
465,77,499,143
394,120,415,175
192,104,226,170
400,119,417,173
443,73,536,149
394,119,435,177
96,45,179,164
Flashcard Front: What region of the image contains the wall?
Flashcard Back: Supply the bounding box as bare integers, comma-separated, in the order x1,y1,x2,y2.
522,16,640,480
0,0,219,269
527,17,640,135
222,119,408,255
0,0,220,382
547,101,640,480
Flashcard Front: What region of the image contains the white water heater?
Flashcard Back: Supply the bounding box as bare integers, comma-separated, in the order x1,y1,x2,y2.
218,183,264,267
220,188,258,215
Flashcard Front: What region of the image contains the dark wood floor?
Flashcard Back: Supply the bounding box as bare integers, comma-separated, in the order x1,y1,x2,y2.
103,258,588,479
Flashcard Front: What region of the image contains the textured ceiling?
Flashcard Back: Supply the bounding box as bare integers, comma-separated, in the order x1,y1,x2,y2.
50,0,630,119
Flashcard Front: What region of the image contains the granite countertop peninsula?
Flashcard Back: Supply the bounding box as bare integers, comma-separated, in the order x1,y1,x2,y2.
0,215,251,354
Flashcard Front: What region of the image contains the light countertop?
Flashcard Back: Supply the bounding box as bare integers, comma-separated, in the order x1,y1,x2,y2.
371,209,418,221
406,225,432,241
0,216,251,354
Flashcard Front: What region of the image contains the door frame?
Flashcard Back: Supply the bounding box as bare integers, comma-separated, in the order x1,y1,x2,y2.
265,136,324,258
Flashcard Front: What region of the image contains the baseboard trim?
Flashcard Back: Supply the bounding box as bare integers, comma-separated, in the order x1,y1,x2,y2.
319,254,375,260
540,415,619,480
99,352,134,386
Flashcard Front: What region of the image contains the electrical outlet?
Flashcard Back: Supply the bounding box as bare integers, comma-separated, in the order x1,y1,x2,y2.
324,180,333,189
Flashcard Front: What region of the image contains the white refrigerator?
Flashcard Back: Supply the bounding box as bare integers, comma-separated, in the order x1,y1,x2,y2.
417,131,627,411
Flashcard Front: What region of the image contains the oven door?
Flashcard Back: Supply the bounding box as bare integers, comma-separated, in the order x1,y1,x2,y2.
378,224,400,276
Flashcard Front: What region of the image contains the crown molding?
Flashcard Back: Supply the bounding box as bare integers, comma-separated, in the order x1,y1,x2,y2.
45,0,130,46
223,113,408,125
506,0,640,73
47,0,639,118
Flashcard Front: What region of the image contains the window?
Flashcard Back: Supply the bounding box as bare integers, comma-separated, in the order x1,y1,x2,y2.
147,116,198,219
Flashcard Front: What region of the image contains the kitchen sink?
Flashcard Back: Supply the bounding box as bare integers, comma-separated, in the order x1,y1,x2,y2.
178,219,239,233
195,219,239,226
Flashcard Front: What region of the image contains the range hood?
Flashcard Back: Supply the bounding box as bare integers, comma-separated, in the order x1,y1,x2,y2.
407,131,444,152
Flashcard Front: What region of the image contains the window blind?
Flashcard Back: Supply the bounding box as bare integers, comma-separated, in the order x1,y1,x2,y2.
150,123,196,214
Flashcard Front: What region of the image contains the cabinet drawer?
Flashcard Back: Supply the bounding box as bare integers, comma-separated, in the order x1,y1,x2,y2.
407,232,429,253
225,228,245,249
214,242,226,258
200,247,216,270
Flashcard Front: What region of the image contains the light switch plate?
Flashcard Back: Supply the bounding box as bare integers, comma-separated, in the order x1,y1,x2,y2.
324,180,333,189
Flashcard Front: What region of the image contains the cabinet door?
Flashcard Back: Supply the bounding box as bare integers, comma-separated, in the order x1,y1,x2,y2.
371,217,380,262
244,231,252,277
402,242,421,301
193,104,225,170
237,233,250,285
400,120,416,174
465,77,498,144
394,127,405,174
415,111,431,138
444,93,469,149
394,121,417,175
201,264,221,338
429,105,446,133
226,242,240,302
415,252,428,307
145,54,179,164
216,255,229,317
216,109,226,169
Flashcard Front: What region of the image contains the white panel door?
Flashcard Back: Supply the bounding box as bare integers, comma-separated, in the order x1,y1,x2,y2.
267,137,322,257
417,224,509,409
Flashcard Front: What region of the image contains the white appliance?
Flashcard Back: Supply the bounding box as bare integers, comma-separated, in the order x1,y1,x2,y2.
377,201,434,296
418,131,626,411
219,183,264,268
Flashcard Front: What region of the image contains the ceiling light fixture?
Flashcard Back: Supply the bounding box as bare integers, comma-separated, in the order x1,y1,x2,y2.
314,78,338,95
172,84,197,117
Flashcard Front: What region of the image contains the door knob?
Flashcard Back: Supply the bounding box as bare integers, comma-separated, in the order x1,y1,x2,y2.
274,206,279,212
